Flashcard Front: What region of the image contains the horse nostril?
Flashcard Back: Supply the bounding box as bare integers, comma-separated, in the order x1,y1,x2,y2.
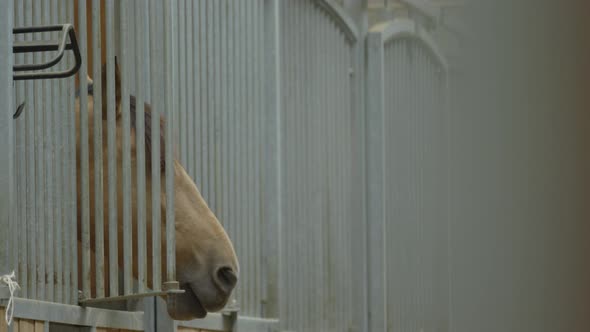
214,266,238,294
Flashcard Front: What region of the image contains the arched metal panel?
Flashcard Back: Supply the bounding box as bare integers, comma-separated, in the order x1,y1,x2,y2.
367,18,450,332
279,1,360,331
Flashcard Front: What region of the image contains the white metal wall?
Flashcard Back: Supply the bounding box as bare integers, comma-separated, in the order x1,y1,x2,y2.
279,1,358,331
367,18,450,332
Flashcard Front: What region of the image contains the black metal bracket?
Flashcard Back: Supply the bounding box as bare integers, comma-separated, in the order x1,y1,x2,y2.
13,24,82,80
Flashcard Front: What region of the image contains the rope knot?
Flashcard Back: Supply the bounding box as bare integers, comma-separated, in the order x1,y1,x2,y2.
1,271,20,325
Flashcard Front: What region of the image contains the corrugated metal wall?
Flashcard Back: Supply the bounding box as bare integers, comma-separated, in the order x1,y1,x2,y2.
279,1,356,331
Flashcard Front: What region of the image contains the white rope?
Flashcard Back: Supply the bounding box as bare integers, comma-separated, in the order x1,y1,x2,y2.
0,271,20,326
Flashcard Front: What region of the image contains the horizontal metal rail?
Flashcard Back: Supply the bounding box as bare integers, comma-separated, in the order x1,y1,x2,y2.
78,288,185,305
13,24,81,80
0,295,143,330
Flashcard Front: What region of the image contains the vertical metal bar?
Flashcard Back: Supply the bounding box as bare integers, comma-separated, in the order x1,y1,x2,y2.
0,0,13,282
149,0,162,292
41,0,50,301
292,2,301,326
247,0,255,310
245,0,254,314
10,0,17,286
119,0,133,296
32,0,44,301
45,0,57,304
229,0,241,308
164,0,177,283
69,0,78,304
213,0,220,218
185,0,194,180
53,0,63,303
228,0,239,309
178,0,186,166
14,0,28,300
77,0,91,300
254,0,263,316
236,0,245,308
215,0,223,232
136,0,148,294
278,1,288,326
300,2,308,326
23,0,36,301
204,0,214,206
208,0,217,212
220,0,228,256
198,0,207,192
105,0,119,297
60,0,71,303
191,1,204,185
91,0,105,299
366,29,386,331
319,11,328,330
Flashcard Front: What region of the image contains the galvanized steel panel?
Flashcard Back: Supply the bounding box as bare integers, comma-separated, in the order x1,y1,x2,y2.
278,1,358,331
367,18,450,332
156,0,269,319
9,0,78,305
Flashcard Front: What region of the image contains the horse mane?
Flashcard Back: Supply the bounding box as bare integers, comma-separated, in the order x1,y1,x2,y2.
81,84,166,172
129,96,166,172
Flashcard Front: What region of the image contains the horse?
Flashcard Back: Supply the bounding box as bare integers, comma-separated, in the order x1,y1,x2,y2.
75,62,238,320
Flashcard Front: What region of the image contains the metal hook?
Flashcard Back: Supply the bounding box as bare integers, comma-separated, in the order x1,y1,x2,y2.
13,102,25,119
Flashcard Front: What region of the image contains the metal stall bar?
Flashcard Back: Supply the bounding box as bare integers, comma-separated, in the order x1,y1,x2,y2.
190,1,203,184
149,0,162,292
8,0,17,288
25,0,37,301
47,1,60,304
119,0,133,296
33,0,45,302
46,0,56,304
0,0,14,282
366,23,387,332
68,0,78,305
254,0,263,318
219,2,228,293
78,0,91,300
178,0,187,167
262,0,281,318
105,0,119,298
245,0,254,314
92,0,105,300
42,1,51,301
208,0,214,212
57,0,68,304
235,0,245,310
185,0,194,181
319,9,328,330
14,0,28,300
300,2,310,326
164,0,177,286
53,0,63,304
135,0,148,294
198,0,206,192
279,1,290,327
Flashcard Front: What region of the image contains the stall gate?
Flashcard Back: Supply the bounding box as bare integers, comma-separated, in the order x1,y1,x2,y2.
277,1,362,331
367,18,450,332
0,1,450,332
